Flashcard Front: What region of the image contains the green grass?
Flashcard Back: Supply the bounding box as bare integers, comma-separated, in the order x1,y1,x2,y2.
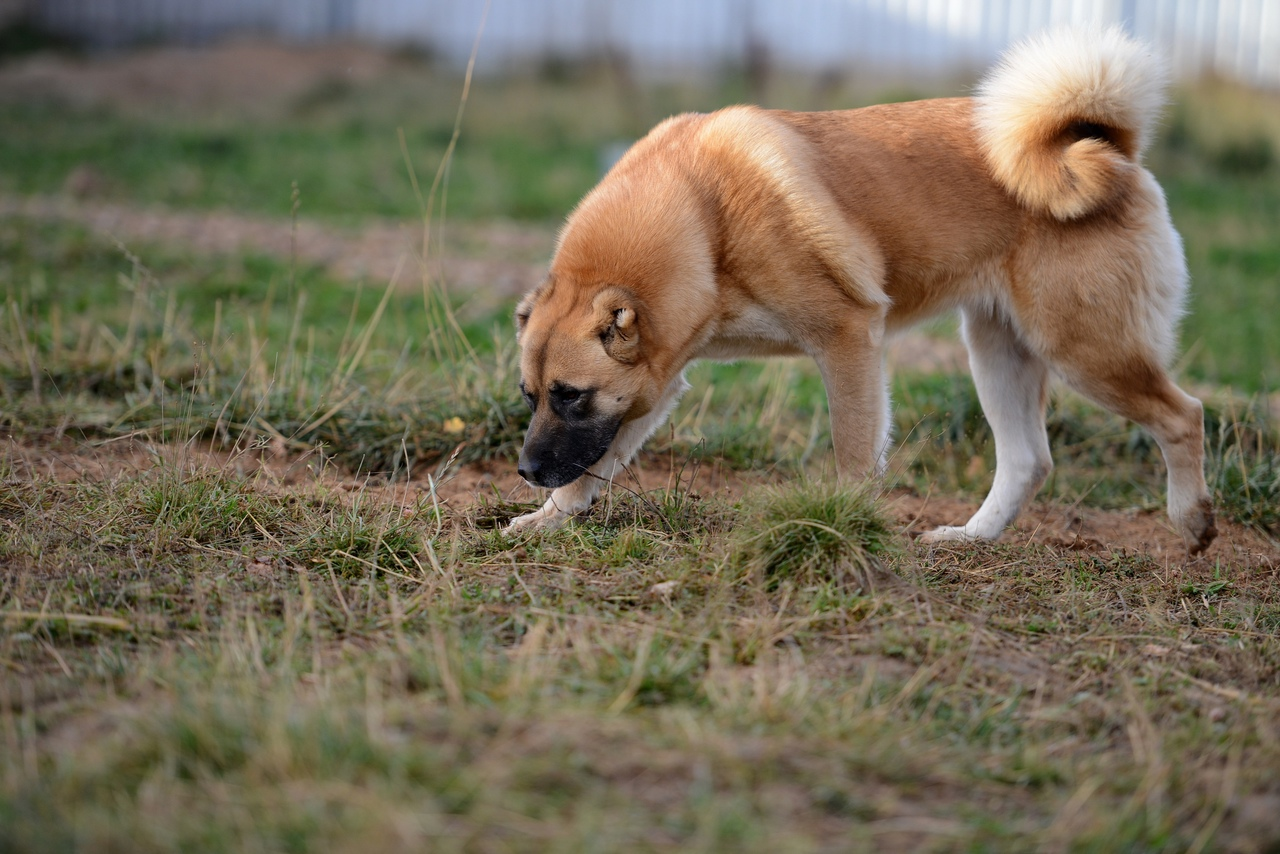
1160,173,1280,392
2,215,1278,532
1205,400,1280,533
0,58,648,225
1147,81,1280,392
0,218,526,475
1,219,1276,849
733,481,895,592
0,216,510,355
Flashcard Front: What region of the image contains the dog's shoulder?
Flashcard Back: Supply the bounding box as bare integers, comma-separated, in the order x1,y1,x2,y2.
691,106,890,307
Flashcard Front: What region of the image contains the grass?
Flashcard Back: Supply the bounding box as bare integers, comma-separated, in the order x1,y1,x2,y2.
2,448,1278,851
1,48,1279,852
0,59,634,224
1147,80,1280,392
0,218,526,475
7,218,1272,533
733,481,895,592
1205,400,1280,534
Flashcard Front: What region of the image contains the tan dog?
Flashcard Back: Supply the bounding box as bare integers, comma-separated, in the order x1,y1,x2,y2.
509,26,1217,554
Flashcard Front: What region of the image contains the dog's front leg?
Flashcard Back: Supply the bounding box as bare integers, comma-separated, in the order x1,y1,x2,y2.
814,311,891,482
505,469,606,531
506,373,691,531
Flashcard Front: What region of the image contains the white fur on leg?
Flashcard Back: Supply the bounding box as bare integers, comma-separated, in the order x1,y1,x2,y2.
920,308,1052,544
506,373,691,532
875,357,892,474
505,474,603,531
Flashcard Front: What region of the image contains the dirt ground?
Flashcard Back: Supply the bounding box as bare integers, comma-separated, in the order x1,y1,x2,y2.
6,430,1277,572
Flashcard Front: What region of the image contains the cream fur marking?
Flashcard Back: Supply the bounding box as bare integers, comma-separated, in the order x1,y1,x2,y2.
975,25,1168,220
695,108,889,308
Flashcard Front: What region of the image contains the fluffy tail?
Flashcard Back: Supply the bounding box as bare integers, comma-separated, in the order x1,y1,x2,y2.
975,26,1168,220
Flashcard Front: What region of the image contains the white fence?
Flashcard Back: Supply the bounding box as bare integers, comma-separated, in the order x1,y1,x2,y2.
28,0,1280,88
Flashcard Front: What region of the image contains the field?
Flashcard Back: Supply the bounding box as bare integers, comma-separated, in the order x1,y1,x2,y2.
2,40,1280,852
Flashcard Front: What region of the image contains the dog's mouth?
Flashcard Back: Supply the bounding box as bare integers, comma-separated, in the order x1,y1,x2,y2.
517,414,622,489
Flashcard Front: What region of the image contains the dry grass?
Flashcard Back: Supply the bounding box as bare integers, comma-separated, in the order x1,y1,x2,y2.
1,434,1278,852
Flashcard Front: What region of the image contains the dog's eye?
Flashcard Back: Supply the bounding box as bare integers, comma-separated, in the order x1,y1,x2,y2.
519,382,536,412
549,385,589,410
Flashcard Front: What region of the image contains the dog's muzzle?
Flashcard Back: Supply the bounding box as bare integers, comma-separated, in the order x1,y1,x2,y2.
517,413,622,489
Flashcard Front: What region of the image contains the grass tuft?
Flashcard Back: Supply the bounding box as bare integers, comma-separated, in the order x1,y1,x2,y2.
300,490,427,578
734,480,896,592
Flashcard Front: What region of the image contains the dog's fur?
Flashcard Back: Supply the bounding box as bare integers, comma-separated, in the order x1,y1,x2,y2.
508,26,1217,554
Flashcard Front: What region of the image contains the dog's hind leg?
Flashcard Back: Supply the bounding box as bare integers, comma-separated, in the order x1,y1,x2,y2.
1058,359,1216,554
506,373,691,531
919,304,1053,544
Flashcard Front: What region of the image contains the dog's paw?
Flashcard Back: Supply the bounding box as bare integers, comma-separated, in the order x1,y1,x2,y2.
917,525,977,545
921,524,967,545
1178,498,1218,556
505,505,569,533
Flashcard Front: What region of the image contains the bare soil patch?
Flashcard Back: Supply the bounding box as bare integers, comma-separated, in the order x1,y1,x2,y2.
7,432,1275,567
894,491,1278,570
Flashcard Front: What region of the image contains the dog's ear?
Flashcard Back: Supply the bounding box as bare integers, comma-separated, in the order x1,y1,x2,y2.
592,287,641,364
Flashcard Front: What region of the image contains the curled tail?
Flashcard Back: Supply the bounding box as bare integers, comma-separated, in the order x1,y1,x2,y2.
975,26,1168,220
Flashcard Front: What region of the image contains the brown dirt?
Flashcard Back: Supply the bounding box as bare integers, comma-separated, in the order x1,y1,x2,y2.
7,432,1276,568
893,491,1278,571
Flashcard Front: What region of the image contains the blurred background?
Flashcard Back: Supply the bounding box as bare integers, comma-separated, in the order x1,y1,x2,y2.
15,0,1280,86
0,0,1276,398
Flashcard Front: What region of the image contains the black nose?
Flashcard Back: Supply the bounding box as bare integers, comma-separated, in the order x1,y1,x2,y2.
518,456,541,484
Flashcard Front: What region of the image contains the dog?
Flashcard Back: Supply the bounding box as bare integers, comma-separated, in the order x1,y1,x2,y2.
507,26,1217,555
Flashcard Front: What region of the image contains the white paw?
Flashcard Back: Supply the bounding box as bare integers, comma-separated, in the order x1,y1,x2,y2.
917,524,993,545
505,505,570,532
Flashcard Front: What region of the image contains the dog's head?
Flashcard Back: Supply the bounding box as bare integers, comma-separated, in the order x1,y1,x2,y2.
513,119,716,490
514,280,654,489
